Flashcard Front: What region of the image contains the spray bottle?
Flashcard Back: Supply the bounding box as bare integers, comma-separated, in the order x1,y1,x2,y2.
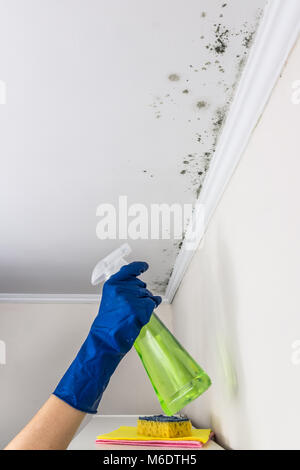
91,243,211,415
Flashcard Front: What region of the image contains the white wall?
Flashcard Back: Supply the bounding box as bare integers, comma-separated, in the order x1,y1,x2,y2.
172,37,300,450
0,302,172,448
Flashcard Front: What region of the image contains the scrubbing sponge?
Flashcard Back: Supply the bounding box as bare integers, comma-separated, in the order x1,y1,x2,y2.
137,415,192,438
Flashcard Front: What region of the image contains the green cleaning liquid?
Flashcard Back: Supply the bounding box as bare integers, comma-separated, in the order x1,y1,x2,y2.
134,313,211,416
91,243,211,416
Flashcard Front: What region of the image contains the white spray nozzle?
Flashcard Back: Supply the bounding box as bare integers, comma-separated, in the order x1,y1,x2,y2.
91,243,132,286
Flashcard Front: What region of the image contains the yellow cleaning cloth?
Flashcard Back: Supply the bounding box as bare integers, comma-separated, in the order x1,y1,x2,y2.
97,426,211,443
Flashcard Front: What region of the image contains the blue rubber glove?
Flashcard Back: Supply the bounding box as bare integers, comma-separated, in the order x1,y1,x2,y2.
53,262,161,414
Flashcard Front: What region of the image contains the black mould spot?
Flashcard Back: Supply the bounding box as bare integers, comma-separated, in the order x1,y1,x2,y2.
214,24,229,54
243,31,255,49
180,170,186,175
206,24,229,55
238,56,246,72
168,73,180,82
201,12,206,18
182,89,189,94
222,3,227,7
212,107,226,133
197,100,207,109
196,185,202,199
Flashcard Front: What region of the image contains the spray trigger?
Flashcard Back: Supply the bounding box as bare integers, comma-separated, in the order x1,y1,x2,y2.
91,243,132,286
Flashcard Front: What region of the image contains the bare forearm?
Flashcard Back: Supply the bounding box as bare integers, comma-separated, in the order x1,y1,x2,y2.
4,395,85,450
4,262,159,450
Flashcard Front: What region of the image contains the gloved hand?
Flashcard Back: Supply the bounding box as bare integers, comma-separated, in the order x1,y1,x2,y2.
53,262,162,414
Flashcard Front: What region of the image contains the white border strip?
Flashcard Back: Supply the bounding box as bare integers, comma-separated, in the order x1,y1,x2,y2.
0,294,101,304
165,0,300,303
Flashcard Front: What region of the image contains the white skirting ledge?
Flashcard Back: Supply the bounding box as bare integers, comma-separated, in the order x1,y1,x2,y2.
0,293,170,304
0,293,101,304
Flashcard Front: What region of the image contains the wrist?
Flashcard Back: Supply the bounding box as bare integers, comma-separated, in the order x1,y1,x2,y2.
54,334,124,414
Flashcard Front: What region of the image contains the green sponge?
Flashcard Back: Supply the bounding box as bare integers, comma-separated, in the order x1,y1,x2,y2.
137,415,192,438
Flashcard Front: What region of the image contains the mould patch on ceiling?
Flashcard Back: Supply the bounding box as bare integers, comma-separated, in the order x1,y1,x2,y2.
148,6,264,200
145,2,266,271
150,277,170,295
197,100,208,109
207,24,230,55
243,31,255,49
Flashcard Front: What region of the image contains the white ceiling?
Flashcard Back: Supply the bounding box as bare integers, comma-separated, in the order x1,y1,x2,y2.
0,0,266,295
